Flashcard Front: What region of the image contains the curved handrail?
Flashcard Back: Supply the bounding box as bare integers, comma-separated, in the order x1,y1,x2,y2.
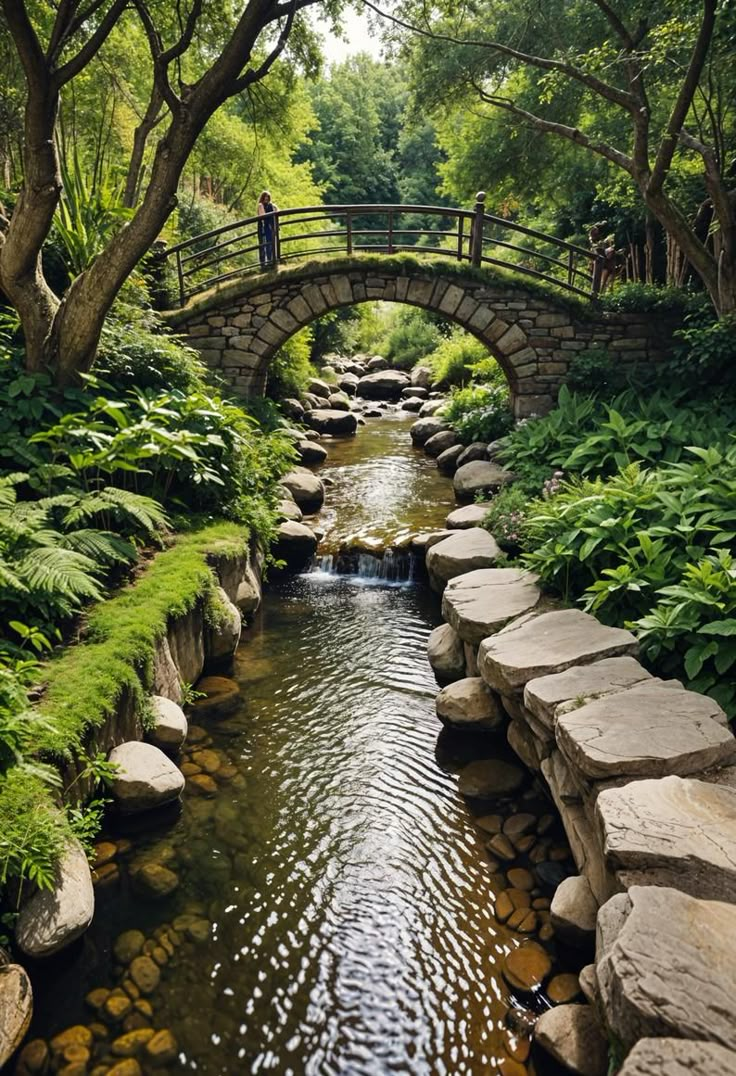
159,201,599,305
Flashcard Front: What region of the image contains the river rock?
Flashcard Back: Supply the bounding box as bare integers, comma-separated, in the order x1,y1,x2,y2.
190,675,241,719
272,521,318,570
435,677,503,730
436,444,464,474
0,964,32,1066
596,774,736,900
596,885,736,1051
357,370,410,400
148,696,188,752
410,416,448,445
16,838,94,957
618,1039,736,1075
456,443,488,467
427,623,466,683
129,955,160,995
281,397,304,420
277,497,303,522
445,503,493,529
307,377,331,399
206,586,241,664
411,365,432,389
108,742,185,814
534,1005,608,1076
550,875,598,948
524,656,653,730
442,567,541,647
410,530,453,553
556,681,735,782
304,409,358,436
458,759,525,798
401,396,424,412
235,562,262,616
419,399,446,417
502,943,552,993
424,429,458,458
453,460,514,503
281,468,325,513
295,440,328,465
367,355,387,370
426,528,501,593
132,862,179,900
328,393,350,411
478,609,638,695
402,385,428,398
338,374,359,395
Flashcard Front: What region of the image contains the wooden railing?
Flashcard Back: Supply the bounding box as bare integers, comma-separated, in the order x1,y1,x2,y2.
161,193,600,306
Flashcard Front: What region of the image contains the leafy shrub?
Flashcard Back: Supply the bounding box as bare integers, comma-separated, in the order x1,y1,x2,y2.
483,485,531,550
267,327,315,400
382,308,441,370
670,315,736,389
565,348,632,395
96,307,206,393
599,283,706,315
427,330,491,388
443,383,513,444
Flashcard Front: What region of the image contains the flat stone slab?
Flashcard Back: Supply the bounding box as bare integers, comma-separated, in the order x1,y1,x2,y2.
596,886,736,1051
478,609,638,695
556,681,735,781
618,1038,736,1075
453,460,514,503
524,656,653,729
426,528,500,593
435,677,503,730
442,567,540,647
597,775,736,902
445,503,493,529
16,838,94,957
109,741,185,814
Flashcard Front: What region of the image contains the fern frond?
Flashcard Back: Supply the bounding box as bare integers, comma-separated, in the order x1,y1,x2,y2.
59,529,136,565
19,547,103,601
63,487,168,536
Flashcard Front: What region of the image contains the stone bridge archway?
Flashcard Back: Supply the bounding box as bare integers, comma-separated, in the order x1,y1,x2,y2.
165,260,673,417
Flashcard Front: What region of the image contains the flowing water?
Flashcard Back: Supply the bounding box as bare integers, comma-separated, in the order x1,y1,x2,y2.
29,413,571,1074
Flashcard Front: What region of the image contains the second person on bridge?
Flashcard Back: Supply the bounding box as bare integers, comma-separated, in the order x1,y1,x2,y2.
257,190,278,270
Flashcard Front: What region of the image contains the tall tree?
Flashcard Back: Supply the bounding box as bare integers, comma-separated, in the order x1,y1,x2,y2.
0,0,329,383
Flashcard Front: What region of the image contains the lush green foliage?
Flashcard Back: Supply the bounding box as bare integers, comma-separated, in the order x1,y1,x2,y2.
267,328,316,399
381,309,442,370
426,330,492,388
482,485,531,550
443,382,513,445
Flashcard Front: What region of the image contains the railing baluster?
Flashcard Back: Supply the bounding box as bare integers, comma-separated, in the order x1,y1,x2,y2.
176,249,185,306
346,210,352,256
457,216,464,262
568,249,574,287
388,209,394,255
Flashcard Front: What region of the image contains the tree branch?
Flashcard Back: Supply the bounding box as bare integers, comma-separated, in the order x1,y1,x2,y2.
132,0,180,112
160,0,203,65
2,0,48,84
233,0,298,93
53,0,130,87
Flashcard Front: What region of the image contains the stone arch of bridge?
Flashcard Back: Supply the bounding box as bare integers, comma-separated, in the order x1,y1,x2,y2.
166,260,668,417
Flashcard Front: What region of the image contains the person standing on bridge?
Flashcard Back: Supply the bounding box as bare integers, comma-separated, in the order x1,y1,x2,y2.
257,190,278,270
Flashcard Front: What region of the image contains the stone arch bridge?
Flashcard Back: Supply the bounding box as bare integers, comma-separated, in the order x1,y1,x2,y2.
166,260,672,417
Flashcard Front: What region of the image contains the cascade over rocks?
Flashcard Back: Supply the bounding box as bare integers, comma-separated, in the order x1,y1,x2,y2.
426,528,501,592
16,839,94,958
108,742,185,814
442,568,540,646
453,460,514,502
281,468,326,513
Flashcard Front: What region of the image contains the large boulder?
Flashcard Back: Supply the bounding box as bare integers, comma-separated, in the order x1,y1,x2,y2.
556,681,734,781
304,409,358,437
148,696,188,753
596,774,736,900
0,964,32,1065
295,440,328,466
456,443,488,468
436,444,464,475
618,1039,736,1076
272,521,318,570
424,429,458,458
596,886,736,1052
436,677,503,730
328,393,351,411
442,567,540,647
427,623,466,683
426,528,501,593
16,838,94,958
419,399,446,417
411,365,433,389
453,460,514,503
410,417,449,446
550,875,598,948
445,503,493,529
108,742,185,814
338,372,359,395
357,370,410,400
478,608,639,695
534,1005,608,1076
307,377,331,399
281,468,325,513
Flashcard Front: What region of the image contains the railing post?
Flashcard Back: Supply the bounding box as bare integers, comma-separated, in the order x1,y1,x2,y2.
567,249,575,287
388,209,394,255
346,210,353,256
175,249,185,307
470,191,486,267
457,215,464,262
591,254,604,295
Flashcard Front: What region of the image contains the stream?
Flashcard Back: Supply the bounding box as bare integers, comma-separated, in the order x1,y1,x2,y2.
28,413,574,1075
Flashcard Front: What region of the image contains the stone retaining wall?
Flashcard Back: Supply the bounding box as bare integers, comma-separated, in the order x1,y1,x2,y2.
424,539,736,1073
166,263,679,417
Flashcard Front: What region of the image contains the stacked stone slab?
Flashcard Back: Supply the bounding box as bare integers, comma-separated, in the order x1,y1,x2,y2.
425,561,736,1072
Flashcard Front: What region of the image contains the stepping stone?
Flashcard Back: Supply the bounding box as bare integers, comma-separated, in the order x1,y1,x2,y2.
16,838,94,957
534,1004,608,1076
453,460,514,503
436,444,464,474
478,609,638,695
618,1038,736,1075
456,442,488,468
596,775,736,902
524,656,653,729
556,682,735,781
442,568,540,646
596,886,736,1052
108,742,185,814
424,429,457,457
276,498,303,522
435,677,503,730
295,440,328,465
426,528,501,593
445,503,493,529
410,416,448,445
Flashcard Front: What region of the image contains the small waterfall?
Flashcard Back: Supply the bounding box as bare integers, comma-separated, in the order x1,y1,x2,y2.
309,546,422,583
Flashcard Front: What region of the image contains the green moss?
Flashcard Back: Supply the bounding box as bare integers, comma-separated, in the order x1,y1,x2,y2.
36,521,246,758
165,253,594,325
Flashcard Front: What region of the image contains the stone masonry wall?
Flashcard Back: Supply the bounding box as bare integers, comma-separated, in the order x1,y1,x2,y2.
166,264,678,417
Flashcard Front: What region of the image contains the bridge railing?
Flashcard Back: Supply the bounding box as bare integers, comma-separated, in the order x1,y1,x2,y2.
161,194,599,305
